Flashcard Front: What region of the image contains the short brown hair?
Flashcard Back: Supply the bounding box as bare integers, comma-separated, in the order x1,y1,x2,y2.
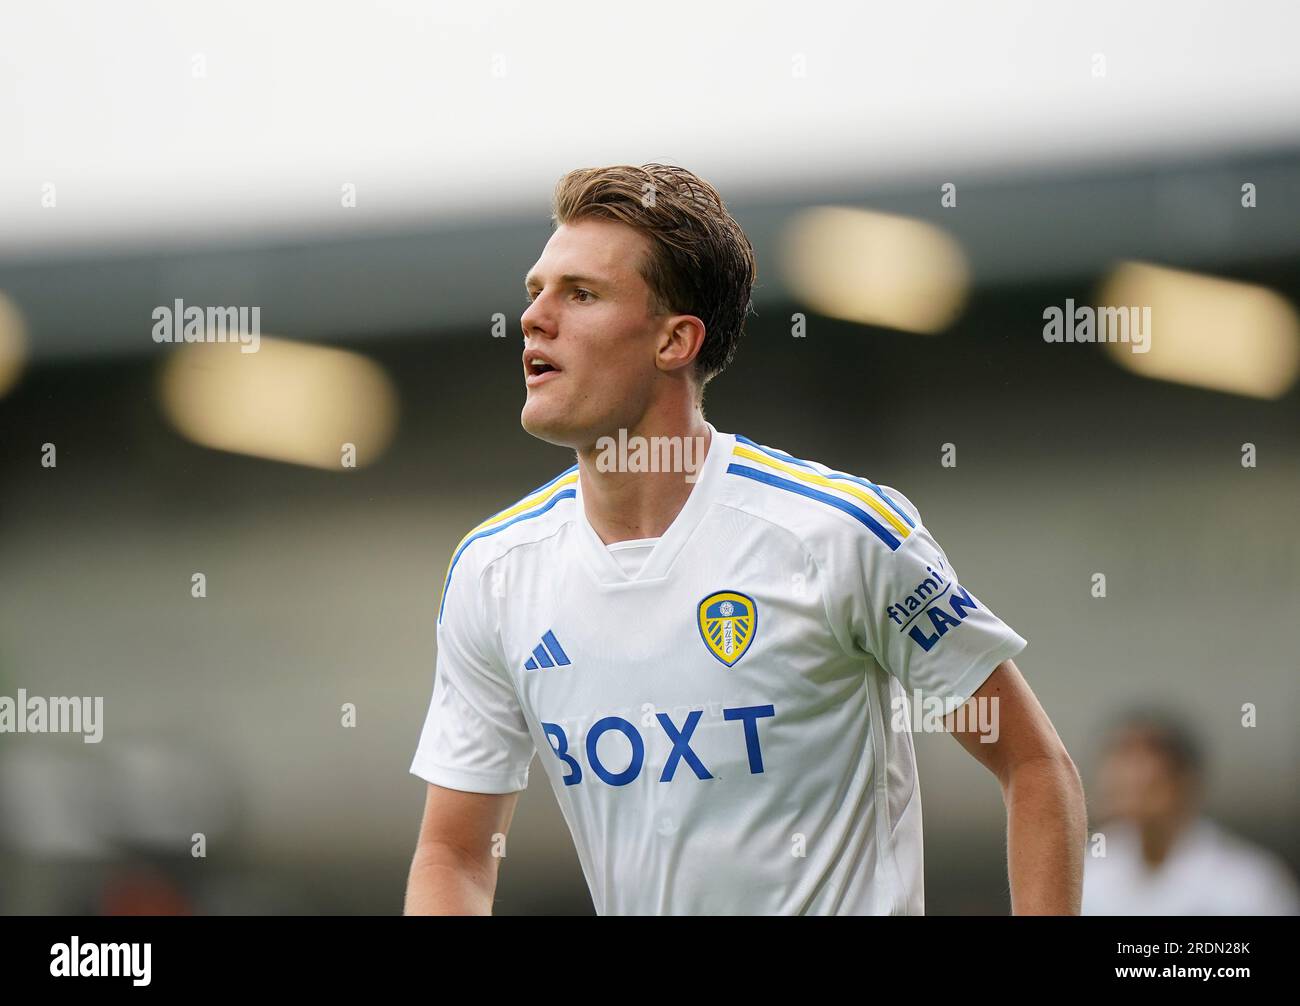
551,163,757,393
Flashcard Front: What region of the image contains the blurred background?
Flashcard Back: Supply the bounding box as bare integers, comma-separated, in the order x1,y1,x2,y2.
0,0,1297,914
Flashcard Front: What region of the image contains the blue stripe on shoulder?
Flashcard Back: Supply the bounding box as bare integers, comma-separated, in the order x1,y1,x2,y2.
727,462,901,550
733,434,915,529
437,467,579,624
476,464,578,525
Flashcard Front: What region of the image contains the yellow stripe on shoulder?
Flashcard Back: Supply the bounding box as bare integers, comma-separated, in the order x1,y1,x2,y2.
467,472,579,539
731,444,912,538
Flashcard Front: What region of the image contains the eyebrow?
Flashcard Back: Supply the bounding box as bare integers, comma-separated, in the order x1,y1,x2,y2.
523,272,604,291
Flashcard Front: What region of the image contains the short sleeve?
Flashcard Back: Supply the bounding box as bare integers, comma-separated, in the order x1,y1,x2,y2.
410,551,536,793
829,485,1027,707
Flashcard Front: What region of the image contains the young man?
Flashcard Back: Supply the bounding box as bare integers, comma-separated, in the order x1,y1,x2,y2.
1082,711,1299,915
405,163,1085,915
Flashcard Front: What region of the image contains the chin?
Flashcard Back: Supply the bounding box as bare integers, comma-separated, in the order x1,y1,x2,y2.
521,399,581,449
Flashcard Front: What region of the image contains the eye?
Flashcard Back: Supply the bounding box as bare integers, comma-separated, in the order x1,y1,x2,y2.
574,289,594,303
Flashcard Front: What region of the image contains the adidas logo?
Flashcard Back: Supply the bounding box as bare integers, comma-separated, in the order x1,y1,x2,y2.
523,629,571,671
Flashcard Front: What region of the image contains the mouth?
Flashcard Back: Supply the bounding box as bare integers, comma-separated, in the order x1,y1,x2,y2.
524,353,562,387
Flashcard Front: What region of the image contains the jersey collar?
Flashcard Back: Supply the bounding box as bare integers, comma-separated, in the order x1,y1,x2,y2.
573,422,733,587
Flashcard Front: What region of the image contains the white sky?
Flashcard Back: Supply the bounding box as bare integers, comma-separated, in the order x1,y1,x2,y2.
1,0,1298,254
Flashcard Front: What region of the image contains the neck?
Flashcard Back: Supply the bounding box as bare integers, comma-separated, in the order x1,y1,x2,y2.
1138,813,1192,870
575,408,712,545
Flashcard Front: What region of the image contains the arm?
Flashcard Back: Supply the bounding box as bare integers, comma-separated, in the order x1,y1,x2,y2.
404,782,522,915
946,658,1087,914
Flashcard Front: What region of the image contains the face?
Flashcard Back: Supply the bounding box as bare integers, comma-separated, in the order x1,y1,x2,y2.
1096,732,1193,828
520,218,675,450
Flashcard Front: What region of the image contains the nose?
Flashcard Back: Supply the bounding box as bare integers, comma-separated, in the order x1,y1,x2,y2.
521,292,554,340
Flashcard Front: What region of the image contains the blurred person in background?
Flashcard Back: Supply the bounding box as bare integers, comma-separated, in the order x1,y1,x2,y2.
1082,710,1299,915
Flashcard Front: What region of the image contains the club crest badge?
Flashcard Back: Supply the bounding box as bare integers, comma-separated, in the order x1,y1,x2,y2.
697,590,757,667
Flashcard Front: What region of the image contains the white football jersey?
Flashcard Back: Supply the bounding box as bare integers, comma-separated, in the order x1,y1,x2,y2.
411,423,1027,915
1082,817,1300,916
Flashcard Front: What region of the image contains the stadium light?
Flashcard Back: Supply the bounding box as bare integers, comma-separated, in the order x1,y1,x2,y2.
159,337,398,469
1097,262,1300,399
780,206,970,335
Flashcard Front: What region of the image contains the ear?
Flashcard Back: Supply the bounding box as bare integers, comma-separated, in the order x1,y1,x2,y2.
656,315,707,376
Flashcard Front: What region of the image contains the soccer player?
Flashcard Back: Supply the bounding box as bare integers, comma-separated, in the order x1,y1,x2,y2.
404,163,1086,915
1082,711,1299,915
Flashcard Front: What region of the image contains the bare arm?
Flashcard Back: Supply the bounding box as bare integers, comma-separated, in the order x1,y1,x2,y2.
404,782,522,915
946,658,1087,914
